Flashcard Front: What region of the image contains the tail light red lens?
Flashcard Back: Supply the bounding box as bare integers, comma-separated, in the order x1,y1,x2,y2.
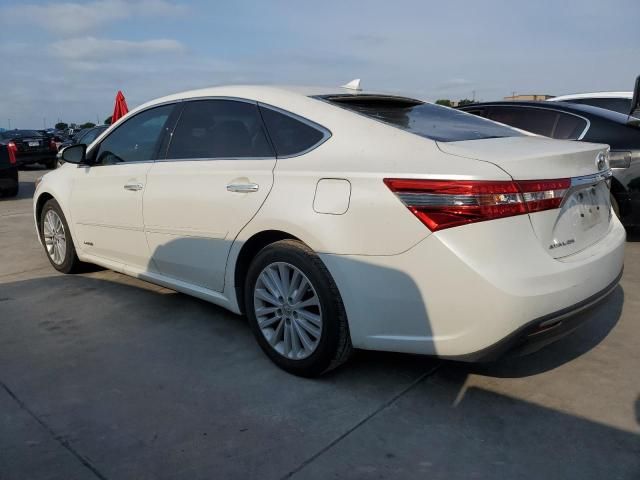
384,177,570,232
517,179,570,213
7,141,17,164
49,138,57,151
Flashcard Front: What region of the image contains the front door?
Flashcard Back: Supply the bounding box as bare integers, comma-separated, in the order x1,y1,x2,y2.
71,104,176,270
143,99,277,292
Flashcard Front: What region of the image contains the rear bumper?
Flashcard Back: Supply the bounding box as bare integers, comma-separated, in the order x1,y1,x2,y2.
320,214,626,358
16,153,56,166
449,268,622,361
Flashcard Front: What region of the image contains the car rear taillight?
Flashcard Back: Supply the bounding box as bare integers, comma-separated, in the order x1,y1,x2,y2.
384,178,570,232
49,138,57,151
7,142,17,164
517,179,570,213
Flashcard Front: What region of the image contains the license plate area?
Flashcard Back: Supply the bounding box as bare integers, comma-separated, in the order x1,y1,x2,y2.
564,183,610,232
28,141,40,147
528,175,612,259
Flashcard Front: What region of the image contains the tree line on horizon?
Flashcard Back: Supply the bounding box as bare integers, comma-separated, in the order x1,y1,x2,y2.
435,99,477,107
54,116,112,131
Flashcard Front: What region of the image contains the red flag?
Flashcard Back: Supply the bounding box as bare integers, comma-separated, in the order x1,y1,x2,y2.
111,90,129,123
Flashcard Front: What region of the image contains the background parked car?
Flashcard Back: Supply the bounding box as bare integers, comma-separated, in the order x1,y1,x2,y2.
458,101,640,227
0,130,57,169
0,143,19,197
548,92,633,115
37,85,625,376
40,130,69,151
58,125,108,151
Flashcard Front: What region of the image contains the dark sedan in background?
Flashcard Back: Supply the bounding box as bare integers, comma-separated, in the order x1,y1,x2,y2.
459,100,640,227
0,130,57,169
0,143,19,197
57,125,108,151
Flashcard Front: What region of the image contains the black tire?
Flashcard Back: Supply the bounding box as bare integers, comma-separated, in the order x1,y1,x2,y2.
244,239,352,377
39,198,82,273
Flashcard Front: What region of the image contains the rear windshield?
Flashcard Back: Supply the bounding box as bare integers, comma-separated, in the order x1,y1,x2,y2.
320,95,523,142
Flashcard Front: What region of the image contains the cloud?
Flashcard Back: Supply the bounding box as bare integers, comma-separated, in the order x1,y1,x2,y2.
1,0,186,36
50,36,185,61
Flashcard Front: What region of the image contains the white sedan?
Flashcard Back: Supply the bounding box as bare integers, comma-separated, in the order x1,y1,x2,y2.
34,84,625,376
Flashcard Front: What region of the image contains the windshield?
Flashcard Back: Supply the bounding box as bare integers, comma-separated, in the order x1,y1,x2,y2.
321,95,523,142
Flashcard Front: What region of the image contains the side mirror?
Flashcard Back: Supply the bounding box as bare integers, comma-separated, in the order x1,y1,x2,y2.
61,143,87,164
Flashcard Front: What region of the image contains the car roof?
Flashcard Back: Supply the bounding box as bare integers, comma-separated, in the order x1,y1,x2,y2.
549,92,633,101
129,84,407,117
459,100,634,124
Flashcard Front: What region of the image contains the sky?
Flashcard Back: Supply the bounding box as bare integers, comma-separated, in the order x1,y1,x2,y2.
0,0,639,129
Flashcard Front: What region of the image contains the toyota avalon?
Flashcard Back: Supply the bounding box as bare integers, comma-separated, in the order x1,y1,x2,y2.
33,84,625,376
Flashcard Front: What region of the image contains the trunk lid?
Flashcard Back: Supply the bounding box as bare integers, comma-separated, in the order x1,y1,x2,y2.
437,136,613,258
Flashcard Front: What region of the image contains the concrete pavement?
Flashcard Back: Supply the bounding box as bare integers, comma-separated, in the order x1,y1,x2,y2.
1,168,638,479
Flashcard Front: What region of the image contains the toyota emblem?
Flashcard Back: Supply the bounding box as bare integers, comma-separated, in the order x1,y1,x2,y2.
596,152,608,171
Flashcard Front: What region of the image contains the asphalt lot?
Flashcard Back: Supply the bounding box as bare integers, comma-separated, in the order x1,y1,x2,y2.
1,167,639,480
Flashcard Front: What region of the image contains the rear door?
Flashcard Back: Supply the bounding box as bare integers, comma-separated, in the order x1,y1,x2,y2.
143,99,276,291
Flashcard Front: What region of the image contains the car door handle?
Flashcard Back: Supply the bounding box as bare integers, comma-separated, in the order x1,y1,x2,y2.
226,183,259,193
124,182,144,191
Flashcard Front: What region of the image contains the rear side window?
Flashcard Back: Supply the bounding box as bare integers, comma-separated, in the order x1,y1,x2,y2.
259,106,327,157
94,104,174,164
553,112,588,140
487,107,587,140
167,100,273,159
321,96,522,142
488,107,557,137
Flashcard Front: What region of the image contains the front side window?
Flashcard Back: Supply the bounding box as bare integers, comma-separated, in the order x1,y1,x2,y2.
488,107,557,137
167,100,273,159
94,104,174,164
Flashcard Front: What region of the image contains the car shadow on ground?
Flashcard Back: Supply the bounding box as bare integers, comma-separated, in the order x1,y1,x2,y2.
464,285,624,378
0,272,637,479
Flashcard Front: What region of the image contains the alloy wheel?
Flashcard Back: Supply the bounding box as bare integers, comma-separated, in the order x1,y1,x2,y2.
253,262,323,360
43,209,66,265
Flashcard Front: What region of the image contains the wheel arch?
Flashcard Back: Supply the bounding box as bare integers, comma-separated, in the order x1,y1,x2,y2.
34,191,55,236
233,229,302,314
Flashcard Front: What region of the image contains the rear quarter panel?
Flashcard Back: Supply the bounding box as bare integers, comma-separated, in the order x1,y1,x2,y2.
235,107,512,256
